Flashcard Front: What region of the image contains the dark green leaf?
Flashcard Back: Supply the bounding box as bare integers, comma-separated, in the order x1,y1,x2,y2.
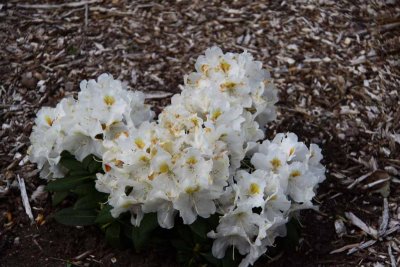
88,159,102,174
121,221,133,241
81,155,103,173
171,239,191,251
73,192,105,210
81,155,93,170
95,205,114,225
189,219,208,241
71,182,97,196
60,157,83,171
52,191,69,206
46,175,95,192
176,225,194,246
69,169,91,177
284,219,300,249
221,248,239,267
60,151,74,159
53,208,96,226
105,222,121,247
201,252,222,267
131,213,158,251
176,250,193,266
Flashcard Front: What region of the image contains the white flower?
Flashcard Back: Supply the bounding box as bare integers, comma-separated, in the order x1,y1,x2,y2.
235,170,267,208
173,188,218,224
29,73,153,179
29,47,327,267
251,143,287,173
263,174,291,221
208,206,264,258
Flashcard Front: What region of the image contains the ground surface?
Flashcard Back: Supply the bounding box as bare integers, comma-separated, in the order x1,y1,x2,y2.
1,0,400,266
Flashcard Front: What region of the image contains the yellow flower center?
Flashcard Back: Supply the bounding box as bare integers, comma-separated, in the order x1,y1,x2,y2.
185,185,200,194
220,82,237,92
289,147,295,156
219,60,230,73
134,138,146,149
139,155,150,163
151,147,158,157
270,194,278,201
249,183,261,195
290,170,301,178
151,136,158,145
186,156,197,165
103,95,115,106
191,117,199,127
122,201,133,209
159,162,170,173
45,115,53,126
211,109,222,121
115,131,129,139
270,158,282,170
161,141,174,154
200,64,209,75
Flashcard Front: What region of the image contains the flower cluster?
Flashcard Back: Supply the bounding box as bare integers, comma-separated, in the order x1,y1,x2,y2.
209,133,325,267
29,47,325,267
28,74,154,178
95,47,278,230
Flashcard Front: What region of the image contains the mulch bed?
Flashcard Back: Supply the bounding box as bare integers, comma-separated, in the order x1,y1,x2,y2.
1,1,399,266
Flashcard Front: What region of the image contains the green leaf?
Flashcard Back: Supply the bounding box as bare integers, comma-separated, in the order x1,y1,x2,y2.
201,252,222,267
81,155,93,171
88,159,102,174
52,191,69,206
121,221,133,241
73,192,105,210
69,169,91,177
46,175,95,192
176,225,194,246
60,157,83,171
221,248,239,267
95,205,114,225
60,151,74,159
81,155,102,173
53,207,96,226
71,182,97,196
105,222,121,247
171,239,191,251
284,219,300,249
189,219,208,241
131,213,158,251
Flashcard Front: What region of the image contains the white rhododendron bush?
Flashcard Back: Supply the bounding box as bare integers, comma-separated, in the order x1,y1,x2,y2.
29,47,325,267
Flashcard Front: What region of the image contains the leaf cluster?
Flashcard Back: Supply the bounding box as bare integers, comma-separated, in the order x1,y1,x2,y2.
47,152,300,266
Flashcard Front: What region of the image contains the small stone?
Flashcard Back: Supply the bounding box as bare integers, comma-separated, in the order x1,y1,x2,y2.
334,219,347,237
33,71,46,80
65,81,74,91
323,57,331,62
286,57,295,65
21,72,37,89
384,166,398,176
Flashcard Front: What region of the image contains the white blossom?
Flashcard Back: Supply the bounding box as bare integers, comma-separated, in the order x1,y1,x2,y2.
29,47,325,267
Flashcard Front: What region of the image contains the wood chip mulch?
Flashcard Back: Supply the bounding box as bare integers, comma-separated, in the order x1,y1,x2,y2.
0,1,399,266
